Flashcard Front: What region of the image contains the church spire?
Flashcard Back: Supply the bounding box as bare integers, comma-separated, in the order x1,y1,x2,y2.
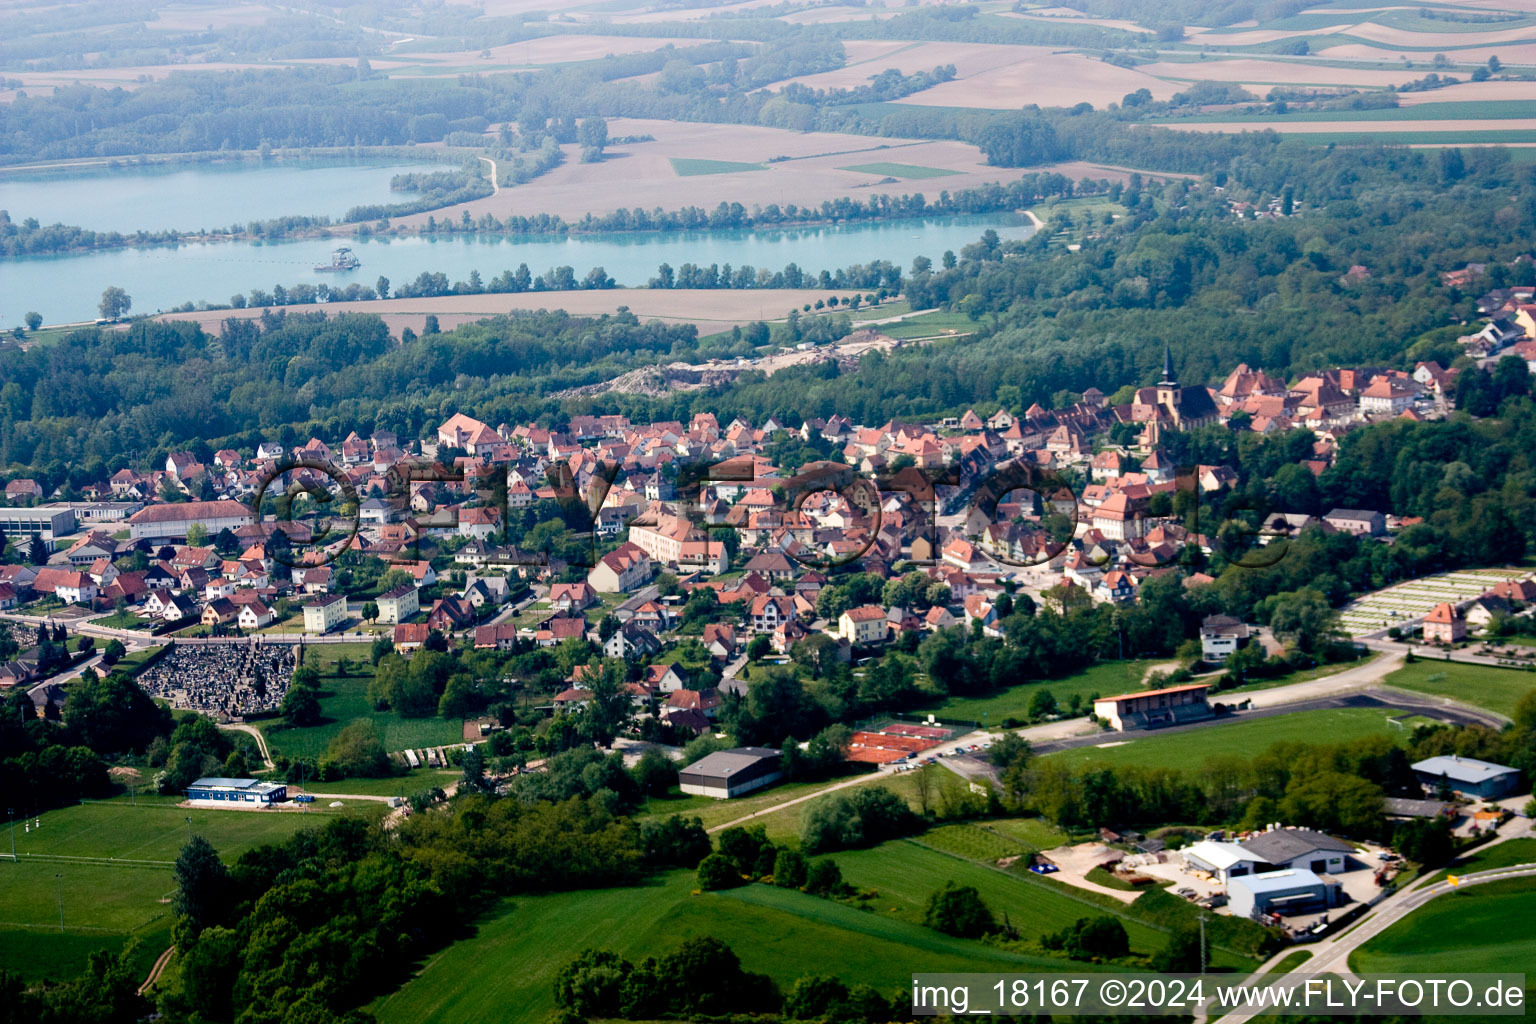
1160,342,1175,384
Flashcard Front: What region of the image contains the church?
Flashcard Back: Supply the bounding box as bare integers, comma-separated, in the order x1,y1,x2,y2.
1123,344,1221,448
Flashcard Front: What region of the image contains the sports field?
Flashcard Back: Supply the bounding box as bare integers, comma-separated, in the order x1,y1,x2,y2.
0,796,382,982
1049,706,1421,771
1382,660,1535,719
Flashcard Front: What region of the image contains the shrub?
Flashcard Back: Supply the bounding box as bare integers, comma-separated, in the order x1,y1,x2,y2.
800,786,924,854
696,853,743,891
922,883,995,938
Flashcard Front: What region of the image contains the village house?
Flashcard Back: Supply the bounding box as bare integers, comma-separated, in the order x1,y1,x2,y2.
1421,603,1466,645
838,604,888,646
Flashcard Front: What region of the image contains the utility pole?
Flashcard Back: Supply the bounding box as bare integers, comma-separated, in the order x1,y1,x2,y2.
1199,913,1208,975
7,808,13,861
55,873,63,932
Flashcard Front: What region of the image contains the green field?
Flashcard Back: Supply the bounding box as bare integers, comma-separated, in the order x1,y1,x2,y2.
827,839,1275,968
1049,706,1416,770
880,311,977,340
256,644,464,758
0,798,383,982
370,868,1091,1024
1350,878,1536,975
1383,660,1535,719
925,659,1158,726
638,769,876,841
670,157,765,176
1428,836,1536,885
296,769,459,796
839,161,960,178
368,834,1207,1023
1152,101,1536,125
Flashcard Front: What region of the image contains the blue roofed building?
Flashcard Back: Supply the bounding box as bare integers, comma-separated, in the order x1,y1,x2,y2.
1411,755,1521,801
186,777,288,805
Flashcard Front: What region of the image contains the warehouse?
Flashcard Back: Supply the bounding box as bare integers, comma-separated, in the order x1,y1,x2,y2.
1228,869,1338,921
1411,755,1521,800
186,777,288,806
679,747,783,799
1239,827,1354,875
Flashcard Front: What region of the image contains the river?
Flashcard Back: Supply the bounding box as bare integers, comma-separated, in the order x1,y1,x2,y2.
0,161,1033,325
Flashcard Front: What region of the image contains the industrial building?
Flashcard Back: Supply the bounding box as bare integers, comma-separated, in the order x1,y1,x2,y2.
1228,869,1338,921
1412,755,1521,800
1181,840,1271,885
0,505,76,552
1239,828,1354,875
678,747,783,799
186,777,288,805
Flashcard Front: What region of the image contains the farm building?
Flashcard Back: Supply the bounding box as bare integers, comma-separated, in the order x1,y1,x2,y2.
1228,869,1339,921
1412,755,1521,800
1092,682,1211,731
186,777,288,805
679,747,783,799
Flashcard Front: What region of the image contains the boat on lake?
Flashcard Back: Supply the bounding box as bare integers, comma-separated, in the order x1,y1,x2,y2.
314,246,361,272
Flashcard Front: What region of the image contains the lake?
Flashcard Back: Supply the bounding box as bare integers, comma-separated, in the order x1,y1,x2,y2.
3,217,1032,327
0,157,433,233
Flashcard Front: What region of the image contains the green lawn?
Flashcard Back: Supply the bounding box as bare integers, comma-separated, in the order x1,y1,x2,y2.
840,161,960,178
369,869,1087,1024
256,656,464,759
1049,706,1415,771
638,769,875,840
1382,660,1536,719
0,797,382,982
294,769,459,796
1428,836,1536,885
91,610,152,630
670,157,765,176
924,659,1158,726
1349,878,1536,975
880,310,977,340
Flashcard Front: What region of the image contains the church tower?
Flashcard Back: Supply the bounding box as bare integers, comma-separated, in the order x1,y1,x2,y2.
1155,342,1181,415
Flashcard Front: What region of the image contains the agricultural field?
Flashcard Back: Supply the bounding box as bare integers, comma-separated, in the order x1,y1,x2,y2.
387,118,1047,228
368,868,1086,1024
840,161,960,178
1349,878,1536,976
1048,706,1422,771
669,157,767,176
1382,660,1536,719
254,644,464,759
